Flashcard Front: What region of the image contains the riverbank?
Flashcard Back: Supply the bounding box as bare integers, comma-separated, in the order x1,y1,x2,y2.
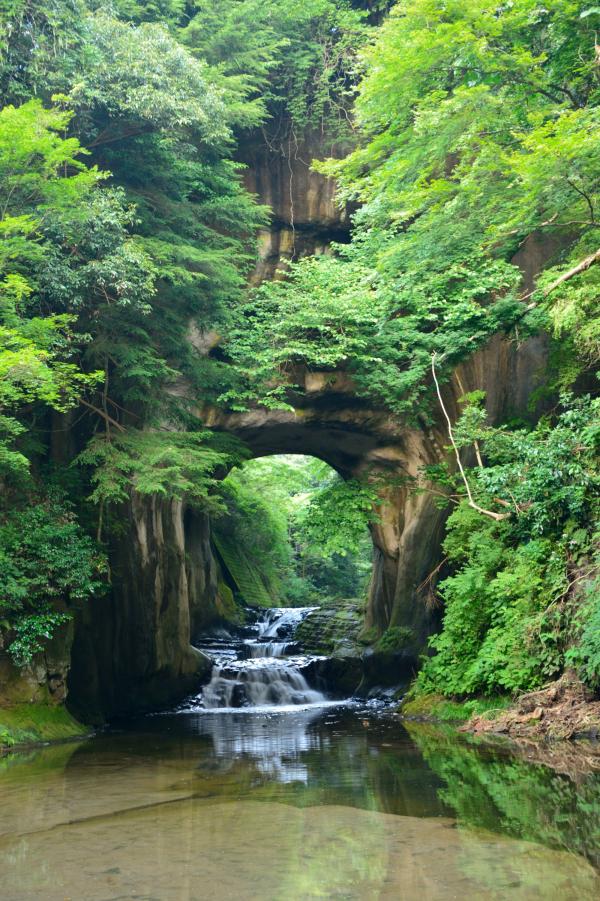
0,703,88,750
401,675,600,743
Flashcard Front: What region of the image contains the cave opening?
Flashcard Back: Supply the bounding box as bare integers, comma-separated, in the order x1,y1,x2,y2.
213,454,374,614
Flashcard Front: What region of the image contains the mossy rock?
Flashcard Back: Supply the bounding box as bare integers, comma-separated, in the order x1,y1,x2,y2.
401,693,511,724
357,625,379,646
213,534,276,608
0,703,88,749
215,580,246,626
295,601,363,656
376,626,415,652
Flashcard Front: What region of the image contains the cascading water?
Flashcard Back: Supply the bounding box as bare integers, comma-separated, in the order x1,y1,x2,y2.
194,607,327,710
246,641,290,658
201,658,325,708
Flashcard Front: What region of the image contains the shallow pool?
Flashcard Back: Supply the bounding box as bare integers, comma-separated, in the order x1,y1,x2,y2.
1,704,599,900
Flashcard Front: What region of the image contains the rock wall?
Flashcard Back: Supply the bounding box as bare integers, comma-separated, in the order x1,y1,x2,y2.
67,497,215,722
60,130,554,720
364,330,548,644
239,129,352,281
0,616,73,708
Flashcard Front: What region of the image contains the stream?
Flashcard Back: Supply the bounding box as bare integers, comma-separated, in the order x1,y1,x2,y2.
1,607,600,900
194,607,328,709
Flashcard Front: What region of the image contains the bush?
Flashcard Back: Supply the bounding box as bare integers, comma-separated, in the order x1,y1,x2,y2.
566,559,600,689
0,499,107,665
417,396,599,698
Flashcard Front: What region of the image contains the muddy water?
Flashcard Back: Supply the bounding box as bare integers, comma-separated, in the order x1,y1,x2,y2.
1,706,600,900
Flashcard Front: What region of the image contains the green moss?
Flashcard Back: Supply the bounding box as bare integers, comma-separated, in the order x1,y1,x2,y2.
376,626,414,652
295,601,363,656
213,533,276,608
215,580,246,625
401,693,511,724
357,625,378,646
0,704,88,749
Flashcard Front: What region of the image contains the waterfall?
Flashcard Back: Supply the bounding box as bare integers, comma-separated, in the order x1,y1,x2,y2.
258,607,317,639
197,607,326,710
246,640,291,658
202,660,324,708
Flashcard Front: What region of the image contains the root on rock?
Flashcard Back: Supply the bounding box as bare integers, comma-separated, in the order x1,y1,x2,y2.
464,673,600,742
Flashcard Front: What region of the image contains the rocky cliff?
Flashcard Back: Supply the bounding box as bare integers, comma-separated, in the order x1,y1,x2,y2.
61,130,552,721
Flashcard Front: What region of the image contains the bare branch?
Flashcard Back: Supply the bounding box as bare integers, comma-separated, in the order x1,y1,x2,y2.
431,354,510,522
566,177,596,225
79,398,125,432
523,246,600,306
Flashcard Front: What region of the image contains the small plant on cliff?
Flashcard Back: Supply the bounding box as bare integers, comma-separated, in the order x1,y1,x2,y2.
377,626,414,653
0,499,107,666
416,395,600,697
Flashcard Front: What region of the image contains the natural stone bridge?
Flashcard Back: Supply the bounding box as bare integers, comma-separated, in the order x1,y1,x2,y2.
66,130,550,721
67,331,544,722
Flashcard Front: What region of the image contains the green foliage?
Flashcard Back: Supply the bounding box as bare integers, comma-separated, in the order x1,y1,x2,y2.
221,254,381,410
0,100,104,479
231,0,600,419
296,472,379,559
79,429,247,512
64,13,227,140
0,499,106,664
215,455,373,607
0,2,267,530
417,396,600,697
182,0,369,137
565,553,600,688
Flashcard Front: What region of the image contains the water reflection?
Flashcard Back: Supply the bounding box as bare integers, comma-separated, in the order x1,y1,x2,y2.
0,708,599,900
191,708,328,782
408,723,600,869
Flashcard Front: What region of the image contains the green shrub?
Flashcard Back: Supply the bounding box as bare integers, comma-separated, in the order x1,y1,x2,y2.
0,499,107,665
417,397,599,698
565,559,600,689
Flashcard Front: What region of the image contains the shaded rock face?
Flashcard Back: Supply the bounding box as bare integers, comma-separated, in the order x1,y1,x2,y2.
66,129,551,721
67,497,213,723
239,129,352,281
0,618,73,707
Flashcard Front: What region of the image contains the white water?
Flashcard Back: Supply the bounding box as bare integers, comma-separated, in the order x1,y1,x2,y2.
202,659,325,708
199,607,325,710
246,640,290,658
257,607,318,639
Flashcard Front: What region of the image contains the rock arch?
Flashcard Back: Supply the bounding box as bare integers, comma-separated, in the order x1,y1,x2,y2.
67,131,552,722
67,329,546,723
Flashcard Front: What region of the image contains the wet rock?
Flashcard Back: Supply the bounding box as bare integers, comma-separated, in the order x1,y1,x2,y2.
295,602,363,657
229,683,250,708
356,648,416,697
305,656,363,697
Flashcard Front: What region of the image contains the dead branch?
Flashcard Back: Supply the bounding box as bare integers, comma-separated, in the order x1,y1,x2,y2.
79,398,125,433
431,354,510,522
523,246,600,306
